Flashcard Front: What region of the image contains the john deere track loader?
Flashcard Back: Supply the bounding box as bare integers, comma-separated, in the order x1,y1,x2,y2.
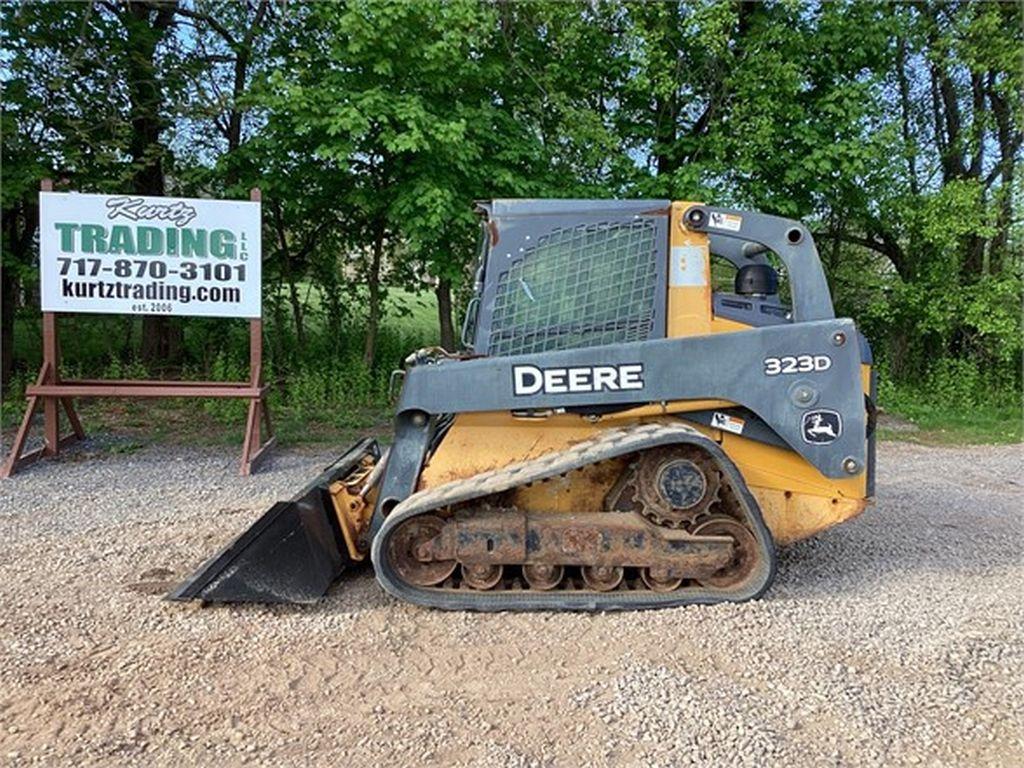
171,200,875,610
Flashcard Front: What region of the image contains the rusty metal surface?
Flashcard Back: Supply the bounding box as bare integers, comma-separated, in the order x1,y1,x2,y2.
640,566,684,592
386,515,456,587
639,447,722,524
608,445,722,528
581,565,624,592
522,563,563,590
691,515,759,588
460,563,503,590
409,508,732,577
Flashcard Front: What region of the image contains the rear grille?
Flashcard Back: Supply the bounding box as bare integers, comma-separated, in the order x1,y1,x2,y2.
487,220,659,356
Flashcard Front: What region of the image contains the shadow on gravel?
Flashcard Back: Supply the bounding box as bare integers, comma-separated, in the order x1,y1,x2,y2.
147,567,395,616
125,567,180,596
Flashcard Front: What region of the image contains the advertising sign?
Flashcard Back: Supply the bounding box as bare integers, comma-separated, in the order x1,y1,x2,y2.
39,191,261,318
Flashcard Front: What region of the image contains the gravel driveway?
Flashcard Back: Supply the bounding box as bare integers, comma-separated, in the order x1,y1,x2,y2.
1,440,1021,767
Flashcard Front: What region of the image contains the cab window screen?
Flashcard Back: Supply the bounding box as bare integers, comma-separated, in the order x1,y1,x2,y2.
487,220,659,356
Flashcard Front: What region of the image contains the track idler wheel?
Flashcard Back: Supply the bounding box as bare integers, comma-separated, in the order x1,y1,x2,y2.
581,565,624,592
692,516,758,589
522,564,563,590
461,563,503,590
640,567,684,592
388,515,457,587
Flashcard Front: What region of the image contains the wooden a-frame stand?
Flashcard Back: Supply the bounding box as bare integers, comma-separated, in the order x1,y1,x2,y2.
1,183,274,478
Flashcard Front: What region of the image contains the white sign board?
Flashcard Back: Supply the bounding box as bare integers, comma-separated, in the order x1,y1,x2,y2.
39,192,261,318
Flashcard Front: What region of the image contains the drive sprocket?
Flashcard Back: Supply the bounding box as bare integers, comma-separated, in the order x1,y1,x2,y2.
606,445,722,528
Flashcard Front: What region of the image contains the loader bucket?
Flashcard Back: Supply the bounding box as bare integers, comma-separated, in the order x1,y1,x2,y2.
168,438,381,604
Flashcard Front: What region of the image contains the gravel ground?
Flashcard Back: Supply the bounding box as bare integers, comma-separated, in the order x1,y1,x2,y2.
0,439,1021,767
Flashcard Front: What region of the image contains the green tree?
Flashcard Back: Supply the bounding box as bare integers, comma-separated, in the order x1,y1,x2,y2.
1,2,133,388
2,0,1019,407
254,1,515,362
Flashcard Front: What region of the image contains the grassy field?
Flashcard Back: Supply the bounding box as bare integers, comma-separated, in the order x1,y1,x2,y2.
876,401,1022,445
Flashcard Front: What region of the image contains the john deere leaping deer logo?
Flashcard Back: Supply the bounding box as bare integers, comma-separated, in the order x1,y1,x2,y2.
802,409,842,444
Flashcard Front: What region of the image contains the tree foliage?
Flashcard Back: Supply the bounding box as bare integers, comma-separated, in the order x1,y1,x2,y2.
2,0,1020,404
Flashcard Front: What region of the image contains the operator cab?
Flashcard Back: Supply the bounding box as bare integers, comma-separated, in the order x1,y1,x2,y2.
712,259,791,328
461,200,801,355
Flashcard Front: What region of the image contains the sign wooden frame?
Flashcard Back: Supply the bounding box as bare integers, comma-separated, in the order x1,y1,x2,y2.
1,182,275,478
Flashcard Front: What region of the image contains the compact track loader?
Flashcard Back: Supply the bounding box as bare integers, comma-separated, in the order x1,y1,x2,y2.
171,200,875,611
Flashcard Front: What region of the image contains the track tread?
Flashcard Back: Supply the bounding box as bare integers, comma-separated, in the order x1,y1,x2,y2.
371,423,776,611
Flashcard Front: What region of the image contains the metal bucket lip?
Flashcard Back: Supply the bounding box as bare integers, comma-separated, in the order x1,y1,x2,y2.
167,438,380,603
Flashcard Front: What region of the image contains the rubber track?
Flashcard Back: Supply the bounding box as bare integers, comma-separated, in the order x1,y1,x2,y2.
371,422,776,611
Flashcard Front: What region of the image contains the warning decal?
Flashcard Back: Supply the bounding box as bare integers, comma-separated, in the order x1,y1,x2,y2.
711,412,746,435
708,212,743,232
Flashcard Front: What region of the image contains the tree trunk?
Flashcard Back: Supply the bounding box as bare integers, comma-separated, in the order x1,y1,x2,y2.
436,276,455,351
653,92,678,177
2,198,39,394
225,0,268,185
1,264,18,393
896,35,919,196
270,289,288,368
120,316,134,361
287,272,306,347
122,1,182,368
988,71,1019,273
827,211,843,275
363,221,385,368
269,201,306,349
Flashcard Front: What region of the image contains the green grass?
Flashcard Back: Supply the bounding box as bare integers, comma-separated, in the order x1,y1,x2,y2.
876,372,1022,446
1,288,440,453
878,400,1022,445
383,290,438,337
